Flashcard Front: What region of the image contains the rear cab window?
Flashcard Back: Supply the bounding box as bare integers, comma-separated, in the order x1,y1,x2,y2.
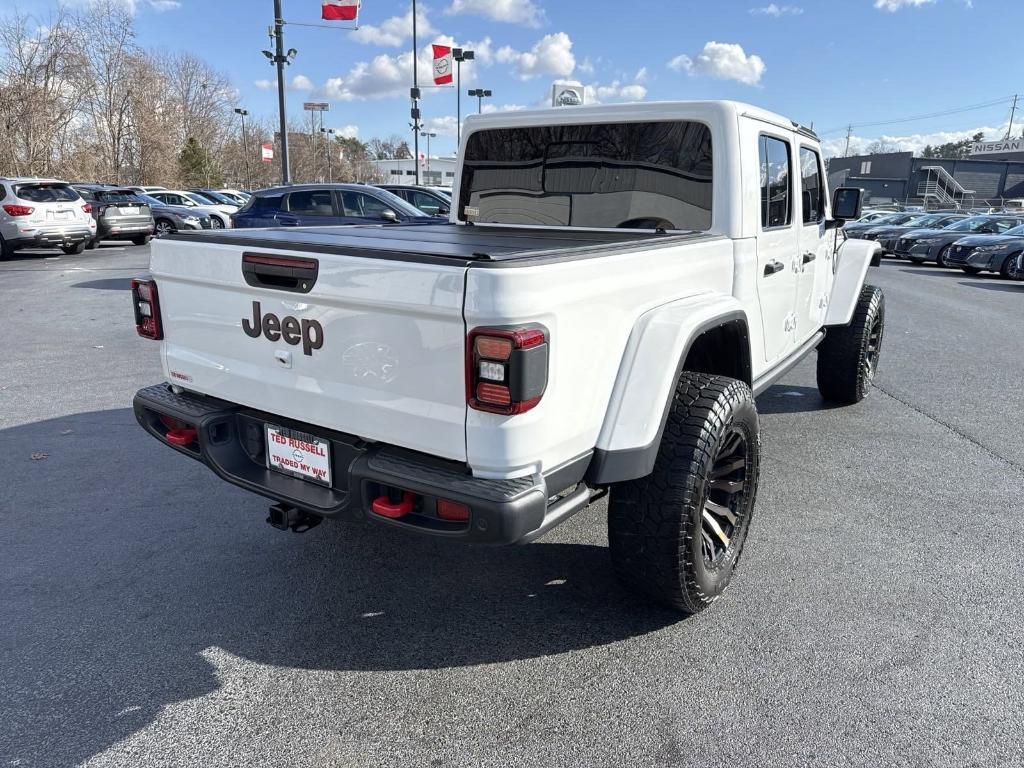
458,120,713,231
15,183,80,203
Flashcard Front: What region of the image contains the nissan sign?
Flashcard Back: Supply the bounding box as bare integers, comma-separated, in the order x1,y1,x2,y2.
971,139,1024,156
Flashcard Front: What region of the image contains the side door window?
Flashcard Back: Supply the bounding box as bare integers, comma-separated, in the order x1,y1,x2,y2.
755,133,800,365
795,146,830,341
409,190,443,215
285,190,336,224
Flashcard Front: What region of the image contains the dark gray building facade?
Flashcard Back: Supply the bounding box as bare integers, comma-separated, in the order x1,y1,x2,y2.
827,151,1024,207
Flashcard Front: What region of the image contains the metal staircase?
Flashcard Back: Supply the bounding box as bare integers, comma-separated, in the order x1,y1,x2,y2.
917,166,975,208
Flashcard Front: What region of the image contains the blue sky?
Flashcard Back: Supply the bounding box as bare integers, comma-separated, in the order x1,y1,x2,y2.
5,0,1022,156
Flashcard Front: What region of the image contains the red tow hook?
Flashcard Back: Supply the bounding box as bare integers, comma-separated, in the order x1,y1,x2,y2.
165,427,198,446
372,492,415,519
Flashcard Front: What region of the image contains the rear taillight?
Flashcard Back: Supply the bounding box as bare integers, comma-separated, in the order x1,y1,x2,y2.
131,279,163,340
82,203,93,214
3,204,33,216
467,326,548,415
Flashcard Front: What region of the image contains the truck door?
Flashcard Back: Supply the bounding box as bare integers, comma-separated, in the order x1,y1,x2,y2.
754,133,800,365
795,145,830,342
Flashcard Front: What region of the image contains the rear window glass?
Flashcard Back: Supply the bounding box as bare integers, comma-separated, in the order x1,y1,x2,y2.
458,120,713,231
96,191,142,203
16,184,80,203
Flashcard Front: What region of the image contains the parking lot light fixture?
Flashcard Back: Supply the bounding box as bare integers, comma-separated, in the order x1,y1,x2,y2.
468,88,492,115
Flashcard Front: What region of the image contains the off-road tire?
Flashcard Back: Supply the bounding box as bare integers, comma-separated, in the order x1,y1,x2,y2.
608,373,760,614
935,245,952,268
961,266,982,276
817,284,885,404
999,252,1021,280
61,241,86,255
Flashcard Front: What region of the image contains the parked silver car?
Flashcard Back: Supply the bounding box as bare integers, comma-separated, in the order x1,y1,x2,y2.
0,178,96,258
146,190,232,228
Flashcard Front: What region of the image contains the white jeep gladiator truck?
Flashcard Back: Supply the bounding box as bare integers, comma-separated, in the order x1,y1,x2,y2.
132,101,884,613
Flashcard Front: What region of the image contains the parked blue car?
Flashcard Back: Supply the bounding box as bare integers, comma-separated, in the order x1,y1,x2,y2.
231,184,432,228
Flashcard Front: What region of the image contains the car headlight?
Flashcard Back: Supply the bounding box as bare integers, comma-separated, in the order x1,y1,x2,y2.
914,238,939,245
183,215,200,224
974,245,1007,252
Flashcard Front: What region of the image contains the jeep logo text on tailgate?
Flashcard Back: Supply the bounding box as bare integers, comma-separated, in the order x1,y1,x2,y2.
242,301,323,356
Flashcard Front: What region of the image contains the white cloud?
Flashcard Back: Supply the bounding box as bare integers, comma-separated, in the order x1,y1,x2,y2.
446,0,544,27
254,79,275,90
289,75,314,91
749,4,803,16
668,41,766,86
481,103,527,114
873,0,935,10
336,124,359,139
577,57,595,76
426,105,526,137
496,33,575,80
351,6,433,46
148,0,180,10
820,124,1002,158
551,77,647,106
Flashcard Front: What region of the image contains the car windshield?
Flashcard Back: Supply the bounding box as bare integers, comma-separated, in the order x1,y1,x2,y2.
137,194,168,207
1003,224,1024,236
906,214,946,228
869,214,904,226
945,217,994,232
184,192,213,206
201,191,236,205
370,188,429,218
15,183,80,203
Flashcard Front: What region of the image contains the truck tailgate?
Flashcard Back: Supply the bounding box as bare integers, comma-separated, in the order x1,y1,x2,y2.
150,239,469,461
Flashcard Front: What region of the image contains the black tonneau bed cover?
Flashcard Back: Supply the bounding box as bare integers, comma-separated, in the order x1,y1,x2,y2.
166,222,715,267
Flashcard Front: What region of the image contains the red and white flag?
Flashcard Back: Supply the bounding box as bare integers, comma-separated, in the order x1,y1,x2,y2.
322,0,359,21
261,142,274,163
432,45,453,86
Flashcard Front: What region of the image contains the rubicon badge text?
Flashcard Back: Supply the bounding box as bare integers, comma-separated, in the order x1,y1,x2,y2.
242,301,323,356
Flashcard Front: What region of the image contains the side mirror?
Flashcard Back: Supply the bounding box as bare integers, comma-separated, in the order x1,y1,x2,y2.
438,207,450,217
380,209,399,223
831,187,863,224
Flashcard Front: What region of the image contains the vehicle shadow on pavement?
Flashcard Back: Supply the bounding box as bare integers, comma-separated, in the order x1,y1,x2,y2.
957,281,1023,293
0,408,679,767
70,277,134,291
756,384,839,415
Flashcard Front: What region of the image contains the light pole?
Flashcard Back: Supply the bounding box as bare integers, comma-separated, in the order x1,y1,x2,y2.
262,0,297,183
320,127,335,182
411,0,421,184
419,131,436,180
453,48,474,149
468,88,492,115
234,107,252,191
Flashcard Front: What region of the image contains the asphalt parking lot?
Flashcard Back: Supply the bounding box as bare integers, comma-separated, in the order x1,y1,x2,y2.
2,244,1023,768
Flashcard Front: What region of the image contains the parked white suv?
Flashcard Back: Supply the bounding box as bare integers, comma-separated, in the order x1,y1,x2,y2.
0,178,96,258
131,101,884,614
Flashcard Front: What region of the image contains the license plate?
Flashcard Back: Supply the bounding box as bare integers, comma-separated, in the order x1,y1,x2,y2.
265,425,331,486
48,210,72,220
121,207,138,215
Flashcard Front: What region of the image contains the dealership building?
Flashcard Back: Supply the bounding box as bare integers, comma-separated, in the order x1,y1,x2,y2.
827,138,1024,208
370,157,458,188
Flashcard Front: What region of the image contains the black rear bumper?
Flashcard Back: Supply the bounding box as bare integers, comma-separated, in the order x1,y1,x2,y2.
133,383,591,544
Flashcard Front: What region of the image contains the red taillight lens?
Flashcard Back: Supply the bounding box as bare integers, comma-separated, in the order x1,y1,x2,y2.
436,499,470,522
467,326,549,415
82,203,93,214
3,204,33,216
131,278,163,340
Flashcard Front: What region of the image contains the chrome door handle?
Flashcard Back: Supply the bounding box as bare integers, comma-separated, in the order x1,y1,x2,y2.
802,252,817,264
764,260,785,276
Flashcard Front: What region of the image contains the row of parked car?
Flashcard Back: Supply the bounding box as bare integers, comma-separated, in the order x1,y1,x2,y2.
0,176,455,259
846,209,1024,279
